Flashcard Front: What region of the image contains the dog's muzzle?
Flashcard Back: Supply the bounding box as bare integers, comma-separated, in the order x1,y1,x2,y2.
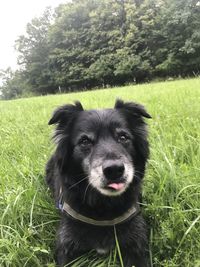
88,158,134,196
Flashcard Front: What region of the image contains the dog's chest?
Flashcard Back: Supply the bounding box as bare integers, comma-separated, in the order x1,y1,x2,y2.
63,220,116,251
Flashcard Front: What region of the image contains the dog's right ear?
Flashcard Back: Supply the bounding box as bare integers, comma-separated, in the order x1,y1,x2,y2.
48,101,84,125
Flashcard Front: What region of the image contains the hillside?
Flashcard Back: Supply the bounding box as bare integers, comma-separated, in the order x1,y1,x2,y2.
0,78,200,266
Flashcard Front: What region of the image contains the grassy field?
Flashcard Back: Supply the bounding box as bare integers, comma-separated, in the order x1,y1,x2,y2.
0,78,200,267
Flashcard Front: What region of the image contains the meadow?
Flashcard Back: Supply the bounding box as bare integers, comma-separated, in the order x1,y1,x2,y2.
0,78,200,267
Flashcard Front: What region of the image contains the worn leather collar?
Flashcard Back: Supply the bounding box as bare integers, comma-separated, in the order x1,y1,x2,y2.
57,187,140,226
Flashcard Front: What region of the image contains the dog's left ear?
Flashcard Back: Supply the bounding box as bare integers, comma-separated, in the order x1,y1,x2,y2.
114,99,151,119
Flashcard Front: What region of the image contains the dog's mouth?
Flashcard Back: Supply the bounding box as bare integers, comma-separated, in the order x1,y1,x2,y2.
99,180,127,196
106,182,126,191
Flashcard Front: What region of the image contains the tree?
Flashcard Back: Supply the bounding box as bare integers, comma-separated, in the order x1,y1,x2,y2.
0,68,28,99
155,0,200,76
15,7,56,94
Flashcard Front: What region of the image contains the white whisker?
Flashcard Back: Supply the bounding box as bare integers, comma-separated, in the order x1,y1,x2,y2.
83,183,92,203
68,177,88,190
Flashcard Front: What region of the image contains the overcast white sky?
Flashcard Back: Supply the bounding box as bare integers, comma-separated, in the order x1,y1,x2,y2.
0,0,67,71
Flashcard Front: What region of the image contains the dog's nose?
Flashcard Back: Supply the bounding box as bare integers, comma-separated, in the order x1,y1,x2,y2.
102,160,125,181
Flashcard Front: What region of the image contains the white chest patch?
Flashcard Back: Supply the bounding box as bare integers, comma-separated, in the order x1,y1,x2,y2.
96,248,109,255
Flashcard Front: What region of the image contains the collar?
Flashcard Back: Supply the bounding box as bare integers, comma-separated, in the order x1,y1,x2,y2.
57,187,140,226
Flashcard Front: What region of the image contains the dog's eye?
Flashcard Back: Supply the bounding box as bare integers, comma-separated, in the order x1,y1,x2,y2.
117,133,130,143
79,136,93,147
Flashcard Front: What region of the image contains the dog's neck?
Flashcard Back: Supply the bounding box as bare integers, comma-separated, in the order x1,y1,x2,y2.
57,184,140,225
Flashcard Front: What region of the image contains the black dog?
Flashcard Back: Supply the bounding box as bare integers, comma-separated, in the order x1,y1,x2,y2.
45,99,151,267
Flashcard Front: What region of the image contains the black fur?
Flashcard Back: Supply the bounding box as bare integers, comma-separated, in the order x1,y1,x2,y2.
45,99,151,267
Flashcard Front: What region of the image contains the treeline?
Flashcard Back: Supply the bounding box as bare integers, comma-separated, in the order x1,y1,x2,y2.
1,0,200,99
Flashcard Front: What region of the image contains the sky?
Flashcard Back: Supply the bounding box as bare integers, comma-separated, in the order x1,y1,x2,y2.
0,0,67,71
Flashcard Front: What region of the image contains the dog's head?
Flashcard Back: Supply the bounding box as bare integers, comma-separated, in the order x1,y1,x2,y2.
49,100,151,197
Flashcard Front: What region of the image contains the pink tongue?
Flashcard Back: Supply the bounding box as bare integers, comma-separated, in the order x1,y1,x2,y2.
107,183,125,190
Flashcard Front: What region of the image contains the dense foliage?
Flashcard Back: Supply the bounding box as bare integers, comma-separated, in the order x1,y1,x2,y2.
1,0,200,99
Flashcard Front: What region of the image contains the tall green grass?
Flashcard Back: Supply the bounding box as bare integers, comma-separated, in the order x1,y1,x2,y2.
0,78,200,266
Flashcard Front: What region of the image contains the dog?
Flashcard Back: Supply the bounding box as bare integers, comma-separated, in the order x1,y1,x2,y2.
45,99,151,267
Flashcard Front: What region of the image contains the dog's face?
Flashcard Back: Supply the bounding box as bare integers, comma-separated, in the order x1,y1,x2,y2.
71,109,135,196
49,100,151,197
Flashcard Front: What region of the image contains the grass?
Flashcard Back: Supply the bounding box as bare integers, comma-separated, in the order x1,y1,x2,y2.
0,77,200,267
